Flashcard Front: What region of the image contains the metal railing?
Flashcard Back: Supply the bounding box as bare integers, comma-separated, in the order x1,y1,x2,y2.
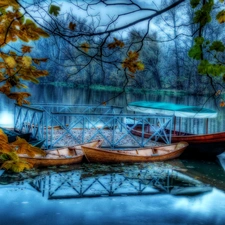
14,104,173,149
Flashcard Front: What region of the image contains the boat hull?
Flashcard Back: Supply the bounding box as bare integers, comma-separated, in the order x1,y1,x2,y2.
19,140,103,167
19,154,83,167
82,142,188,163
129,125,225,159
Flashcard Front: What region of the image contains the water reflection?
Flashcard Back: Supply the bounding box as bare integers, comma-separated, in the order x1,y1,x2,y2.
1,160,225,225
0,162,213,199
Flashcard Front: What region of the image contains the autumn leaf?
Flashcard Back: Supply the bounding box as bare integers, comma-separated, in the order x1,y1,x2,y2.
216,10,225,24
10,137,46,157
5,56,16,68
1,159,33,173
215,90,222,96
21,45,33,53
0,0,19,10
33,58,48,65
0,129,8,143
122,51,144,73
0,84,10,94
136,61,145,70
81,42,90,53
7,92,31,105
108,38,125,49
22,56,32,67
69,22,76,31
220,101,225,107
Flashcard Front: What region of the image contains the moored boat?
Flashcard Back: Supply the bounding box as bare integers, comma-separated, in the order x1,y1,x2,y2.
81,141,188,163
18,140,103,167
128,125,225,158
127,101,225,158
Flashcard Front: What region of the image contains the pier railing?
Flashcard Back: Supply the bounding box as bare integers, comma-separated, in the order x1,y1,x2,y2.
14,104,173,149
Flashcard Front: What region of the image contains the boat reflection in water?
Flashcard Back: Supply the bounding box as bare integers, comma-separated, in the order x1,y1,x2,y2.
0,162,212,199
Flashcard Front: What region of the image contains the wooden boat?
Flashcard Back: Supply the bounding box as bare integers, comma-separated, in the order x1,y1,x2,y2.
81,141,188,163
18,140,103,167
128,124,225,158
127,101,225,158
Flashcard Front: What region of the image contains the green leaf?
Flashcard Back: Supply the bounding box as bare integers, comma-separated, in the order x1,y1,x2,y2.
25,19,36,27
209,41,225,52
188,45,202,60
0,153,10,161
198,60,209,74
190,0,200,8
193,9,211,26
49,5,60,16
194,37,204,45
198,60,225,76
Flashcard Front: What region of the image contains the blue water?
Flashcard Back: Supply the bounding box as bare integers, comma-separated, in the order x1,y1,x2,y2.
0,159,225,225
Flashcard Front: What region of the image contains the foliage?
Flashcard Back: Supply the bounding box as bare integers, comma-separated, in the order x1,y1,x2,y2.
0,129,46,172
122,51,145,74
49,5,61,17
107,38,125,49
0,1,49,105
188,0,225,102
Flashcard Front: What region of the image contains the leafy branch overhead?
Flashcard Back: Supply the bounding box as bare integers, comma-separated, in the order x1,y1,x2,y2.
189,0,225,105
0,1,49,105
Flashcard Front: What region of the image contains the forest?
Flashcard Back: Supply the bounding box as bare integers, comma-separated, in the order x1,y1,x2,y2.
1,0,225,105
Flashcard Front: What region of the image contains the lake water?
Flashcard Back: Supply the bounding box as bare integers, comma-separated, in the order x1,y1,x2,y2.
1,84,225,225
1,159,225,225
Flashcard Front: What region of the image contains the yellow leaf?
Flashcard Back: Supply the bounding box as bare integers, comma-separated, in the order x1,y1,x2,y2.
5,56,16,68
0,129,8,143
137,61,145,70
22,56,32,67
216,10,225,24
1,160,33,172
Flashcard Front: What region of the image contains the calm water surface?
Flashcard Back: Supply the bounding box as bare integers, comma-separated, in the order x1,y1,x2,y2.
1,84,225,224
0,159,225,225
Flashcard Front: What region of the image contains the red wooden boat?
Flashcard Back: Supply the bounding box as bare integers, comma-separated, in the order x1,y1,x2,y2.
127,101,225,159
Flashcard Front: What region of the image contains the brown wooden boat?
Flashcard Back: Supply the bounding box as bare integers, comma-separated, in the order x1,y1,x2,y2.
18,140,103,167
81,142,188,163
128,125,225,159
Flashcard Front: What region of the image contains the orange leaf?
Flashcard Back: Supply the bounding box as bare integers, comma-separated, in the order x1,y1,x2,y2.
81,42,89,53
108,38,124,49
21,45,33,53
220,101,225,107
